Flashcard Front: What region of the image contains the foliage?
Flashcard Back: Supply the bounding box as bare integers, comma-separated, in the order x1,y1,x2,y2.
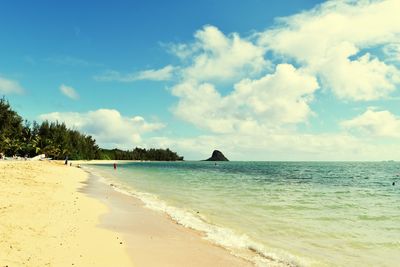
0,97,184,161
99,147,184,161
0,97,99,159
0,97,24,156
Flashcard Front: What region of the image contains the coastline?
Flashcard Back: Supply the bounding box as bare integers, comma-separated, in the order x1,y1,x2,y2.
81,165,254,267
83,163,305,267
0,160,252,267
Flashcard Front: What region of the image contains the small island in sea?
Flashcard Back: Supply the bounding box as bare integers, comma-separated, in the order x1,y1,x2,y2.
205,150,229,161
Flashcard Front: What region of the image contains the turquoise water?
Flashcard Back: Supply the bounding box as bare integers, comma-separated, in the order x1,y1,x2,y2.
87,161,400,266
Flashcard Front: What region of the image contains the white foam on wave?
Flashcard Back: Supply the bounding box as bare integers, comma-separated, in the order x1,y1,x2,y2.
82,165,312,267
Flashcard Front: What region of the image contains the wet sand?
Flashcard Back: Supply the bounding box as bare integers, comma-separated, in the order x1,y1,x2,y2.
82,171,253,267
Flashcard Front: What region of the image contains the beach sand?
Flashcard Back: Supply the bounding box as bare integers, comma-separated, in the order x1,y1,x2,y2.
0,161,132,266
0,161,252,266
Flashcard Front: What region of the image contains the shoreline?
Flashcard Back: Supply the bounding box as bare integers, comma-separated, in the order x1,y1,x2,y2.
81,166,254,266
82,162,303,267
0,160,253,266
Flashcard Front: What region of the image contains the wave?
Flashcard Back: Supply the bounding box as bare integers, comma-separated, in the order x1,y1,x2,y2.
82,165,315,267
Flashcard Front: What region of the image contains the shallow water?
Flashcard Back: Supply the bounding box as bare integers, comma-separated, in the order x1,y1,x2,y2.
87,161,400,266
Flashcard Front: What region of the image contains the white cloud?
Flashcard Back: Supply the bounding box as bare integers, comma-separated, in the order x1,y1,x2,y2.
259,0,400,101
234,64,318,123
172,64,319,133
135,65,176,81
60,84,79,100
165,43,194,60
260,0,400,62
94,65,176,82
318,49,400,101
39,109,165,148
341,108,400,138
0,76,24,94
172,25,269,82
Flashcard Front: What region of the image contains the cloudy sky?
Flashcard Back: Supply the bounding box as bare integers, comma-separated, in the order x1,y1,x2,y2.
1,0,400,160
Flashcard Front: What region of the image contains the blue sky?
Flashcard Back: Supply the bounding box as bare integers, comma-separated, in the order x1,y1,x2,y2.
1,0,400,160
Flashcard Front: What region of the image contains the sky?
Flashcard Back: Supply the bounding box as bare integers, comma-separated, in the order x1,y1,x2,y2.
1,0,400,161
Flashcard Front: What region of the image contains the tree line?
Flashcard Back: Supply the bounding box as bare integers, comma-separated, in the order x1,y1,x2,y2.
0,97,184,161
100,148,183,161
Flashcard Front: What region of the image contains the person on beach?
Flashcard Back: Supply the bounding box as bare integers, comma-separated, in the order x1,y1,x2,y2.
64,156,68,165
114,162,117,170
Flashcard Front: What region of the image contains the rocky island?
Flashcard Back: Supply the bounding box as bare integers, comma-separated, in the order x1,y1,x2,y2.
205,150,229,161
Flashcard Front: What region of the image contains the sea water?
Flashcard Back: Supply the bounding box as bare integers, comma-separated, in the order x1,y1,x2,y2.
86,161,400,266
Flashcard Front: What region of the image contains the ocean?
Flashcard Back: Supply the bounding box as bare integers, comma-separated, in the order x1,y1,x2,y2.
86,161,400,266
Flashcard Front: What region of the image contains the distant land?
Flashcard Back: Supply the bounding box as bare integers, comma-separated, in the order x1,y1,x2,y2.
205,150,229,161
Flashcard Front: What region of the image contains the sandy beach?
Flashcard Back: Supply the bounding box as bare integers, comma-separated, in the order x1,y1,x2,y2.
0,161,132,266
0,161,251,267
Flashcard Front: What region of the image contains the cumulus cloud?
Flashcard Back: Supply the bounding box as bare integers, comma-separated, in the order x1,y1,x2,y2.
341,109,400,138
39,109,165,148
94,65,176,82
318,49,400,101
0,76,24,94
60,84,79,100
167,27,321,156
172,64,319,133
171,25,269,82
259,0,400,101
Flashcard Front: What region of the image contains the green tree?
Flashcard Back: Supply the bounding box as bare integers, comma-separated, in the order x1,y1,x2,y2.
0,97,24,156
